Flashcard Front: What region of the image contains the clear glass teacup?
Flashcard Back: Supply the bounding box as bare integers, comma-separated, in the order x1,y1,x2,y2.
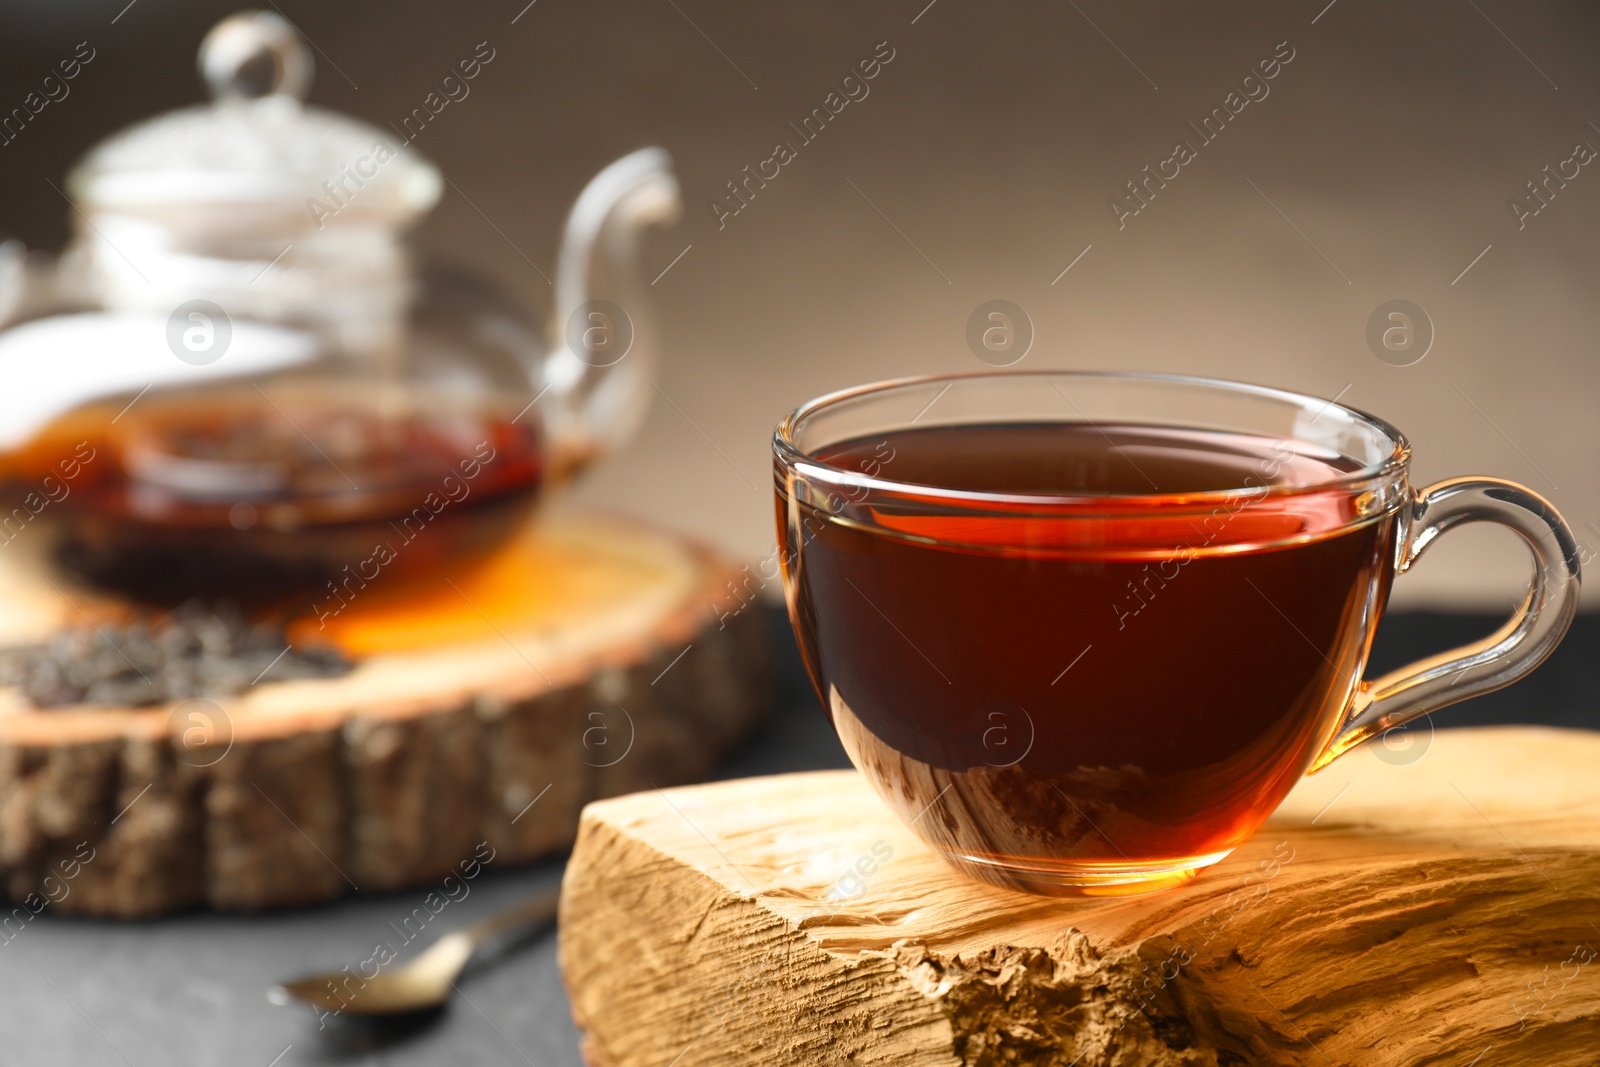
773,371,1579,895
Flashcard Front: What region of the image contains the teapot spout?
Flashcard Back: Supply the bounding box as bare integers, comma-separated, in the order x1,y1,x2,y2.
544,148,681,472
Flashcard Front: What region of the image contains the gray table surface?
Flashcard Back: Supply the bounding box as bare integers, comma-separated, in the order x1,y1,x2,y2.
2,609,1591,1066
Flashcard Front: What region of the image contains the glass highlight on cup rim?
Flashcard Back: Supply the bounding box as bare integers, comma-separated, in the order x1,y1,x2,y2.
773,370,1413,510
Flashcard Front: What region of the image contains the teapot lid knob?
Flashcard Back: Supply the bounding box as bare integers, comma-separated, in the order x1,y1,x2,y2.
199,11,312,101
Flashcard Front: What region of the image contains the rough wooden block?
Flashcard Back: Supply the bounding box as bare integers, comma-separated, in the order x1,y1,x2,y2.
560,726,1600,1066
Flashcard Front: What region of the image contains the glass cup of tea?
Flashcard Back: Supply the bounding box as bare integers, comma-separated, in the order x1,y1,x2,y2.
772,371,1580,895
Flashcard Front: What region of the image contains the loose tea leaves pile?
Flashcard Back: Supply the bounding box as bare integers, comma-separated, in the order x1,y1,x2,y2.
0,602,351,708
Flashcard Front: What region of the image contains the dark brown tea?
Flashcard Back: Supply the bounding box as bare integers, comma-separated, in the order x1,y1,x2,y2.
0,383,544,607
780,422,1399,886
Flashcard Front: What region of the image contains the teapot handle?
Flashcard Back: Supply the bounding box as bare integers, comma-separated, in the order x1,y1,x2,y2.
543,148,681,477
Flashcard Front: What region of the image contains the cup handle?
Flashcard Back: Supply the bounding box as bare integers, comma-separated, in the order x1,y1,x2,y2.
1308,477,1582,772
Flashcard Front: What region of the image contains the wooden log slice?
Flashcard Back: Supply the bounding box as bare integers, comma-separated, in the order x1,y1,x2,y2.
0,512,770,916
560,726,1600,1067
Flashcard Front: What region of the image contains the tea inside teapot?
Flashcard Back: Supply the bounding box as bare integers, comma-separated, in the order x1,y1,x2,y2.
0,379,544,607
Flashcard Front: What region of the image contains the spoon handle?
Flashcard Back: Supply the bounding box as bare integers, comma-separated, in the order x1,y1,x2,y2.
459,886,563,950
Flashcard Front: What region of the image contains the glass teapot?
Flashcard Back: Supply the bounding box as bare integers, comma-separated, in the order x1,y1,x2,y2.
0,11,680,606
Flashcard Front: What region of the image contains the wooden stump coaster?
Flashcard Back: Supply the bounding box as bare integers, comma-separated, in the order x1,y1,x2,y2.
560,726,1600,1066
0,512,770,916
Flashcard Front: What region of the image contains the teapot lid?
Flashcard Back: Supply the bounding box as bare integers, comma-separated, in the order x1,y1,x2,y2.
66,11,441,229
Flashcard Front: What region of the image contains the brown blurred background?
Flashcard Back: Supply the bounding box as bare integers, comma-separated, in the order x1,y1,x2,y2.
3,0,1597,608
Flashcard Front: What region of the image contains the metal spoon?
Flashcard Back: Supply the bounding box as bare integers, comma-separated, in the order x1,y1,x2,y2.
269,887,561,1016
